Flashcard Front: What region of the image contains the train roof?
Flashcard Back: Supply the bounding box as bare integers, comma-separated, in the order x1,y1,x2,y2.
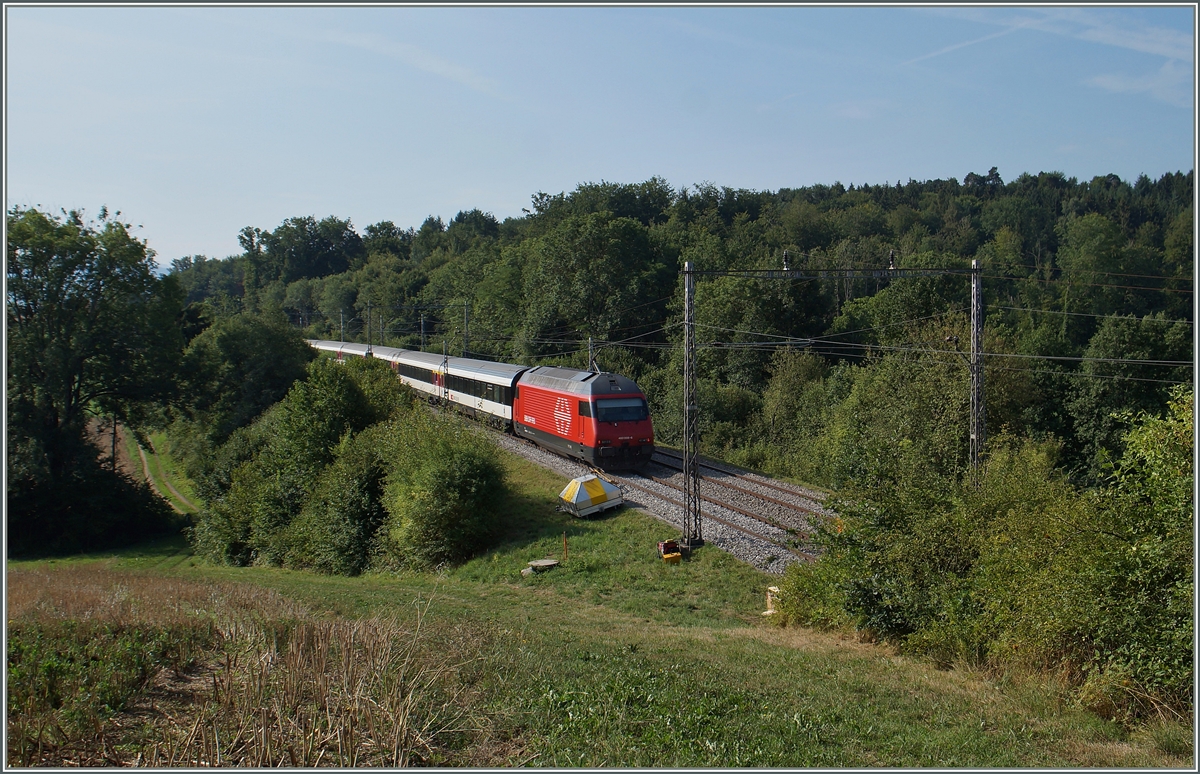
519,365,643,397
381,348,527,384
445,354,528,384
307,340,527,386
309,340,371,357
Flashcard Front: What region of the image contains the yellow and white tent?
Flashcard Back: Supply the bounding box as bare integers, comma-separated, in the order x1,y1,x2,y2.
558,474,623,518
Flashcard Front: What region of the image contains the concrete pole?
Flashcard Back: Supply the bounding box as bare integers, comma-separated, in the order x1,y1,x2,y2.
970,258,985,485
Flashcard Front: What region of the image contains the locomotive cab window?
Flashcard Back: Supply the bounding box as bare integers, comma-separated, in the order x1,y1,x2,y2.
595,397,648,423
579,400,592,418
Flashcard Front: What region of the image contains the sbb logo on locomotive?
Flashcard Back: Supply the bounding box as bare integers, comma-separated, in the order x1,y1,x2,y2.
553,397,572,435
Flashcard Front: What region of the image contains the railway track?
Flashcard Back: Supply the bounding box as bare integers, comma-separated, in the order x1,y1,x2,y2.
648,453,822,522
652,448,829,513
592,453,820,566
612,471,812,560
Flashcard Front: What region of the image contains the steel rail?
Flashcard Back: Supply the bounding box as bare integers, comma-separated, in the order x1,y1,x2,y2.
642,471,798,536
652,449,827,514
612,473,812,560
649,454,822,520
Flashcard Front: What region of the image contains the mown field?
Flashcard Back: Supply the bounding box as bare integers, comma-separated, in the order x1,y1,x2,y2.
6,448,1193,767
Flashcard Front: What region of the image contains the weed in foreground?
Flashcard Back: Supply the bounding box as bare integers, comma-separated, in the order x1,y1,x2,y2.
145,610,475,767
5,564,483,767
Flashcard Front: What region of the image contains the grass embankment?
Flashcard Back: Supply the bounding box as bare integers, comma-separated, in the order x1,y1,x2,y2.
6,450,1192,767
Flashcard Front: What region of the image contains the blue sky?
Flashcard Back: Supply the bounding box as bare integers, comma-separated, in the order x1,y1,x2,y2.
5,4,1195,267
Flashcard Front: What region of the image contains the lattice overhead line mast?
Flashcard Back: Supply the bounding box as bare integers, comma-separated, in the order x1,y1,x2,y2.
681,261,704,549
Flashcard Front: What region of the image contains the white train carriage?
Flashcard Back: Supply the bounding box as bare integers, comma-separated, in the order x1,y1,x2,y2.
443,356,528,422
306,340,527,423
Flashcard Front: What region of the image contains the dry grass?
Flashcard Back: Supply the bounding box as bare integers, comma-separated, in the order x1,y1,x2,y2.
6,564,483,767
144,612,477,767
7,561,306,626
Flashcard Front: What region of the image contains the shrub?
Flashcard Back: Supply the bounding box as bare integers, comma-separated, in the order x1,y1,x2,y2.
380,412,508,567
775,557,851,631
190,358,378,565
932,437,1098,669
781,394,1194,722
179,310,315,446
1084,387,1193,718
337,354,419,421
285,423,392,575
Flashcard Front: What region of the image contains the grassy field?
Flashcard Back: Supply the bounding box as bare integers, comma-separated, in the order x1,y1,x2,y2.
6,449,1193,767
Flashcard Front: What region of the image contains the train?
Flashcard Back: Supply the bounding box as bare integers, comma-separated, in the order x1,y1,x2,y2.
306,340,655,469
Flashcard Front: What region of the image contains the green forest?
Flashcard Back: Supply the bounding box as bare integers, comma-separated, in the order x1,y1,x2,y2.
169,170,1192,480
6,168,1194,722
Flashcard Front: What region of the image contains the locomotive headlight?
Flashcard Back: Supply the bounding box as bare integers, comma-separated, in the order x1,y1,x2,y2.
639,438,650,443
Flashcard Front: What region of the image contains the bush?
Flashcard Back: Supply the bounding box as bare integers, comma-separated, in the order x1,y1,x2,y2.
190,351,506,574
380,412,508,567
190,358,379,565
179,310,315,446
775,557,851,631
780,392,1193,721
285,423,392,575
928,438,1098,669
1084,387,1193,717
337,354,418,423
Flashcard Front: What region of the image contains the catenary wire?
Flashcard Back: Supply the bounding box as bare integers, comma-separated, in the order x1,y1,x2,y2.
989,305,1194,325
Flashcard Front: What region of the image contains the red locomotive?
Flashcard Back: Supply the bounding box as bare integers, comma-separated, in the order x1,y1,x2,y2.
513,366,654,468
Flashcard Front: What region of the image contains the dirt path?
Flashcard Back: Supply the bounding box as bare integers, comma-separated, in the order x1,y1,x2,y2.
86,418,197,514
137,443,198,512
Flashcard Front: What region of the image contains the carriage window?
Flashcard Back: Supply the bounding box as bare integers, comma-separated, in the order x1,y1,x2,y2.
400,363,433,384
595,398,648,422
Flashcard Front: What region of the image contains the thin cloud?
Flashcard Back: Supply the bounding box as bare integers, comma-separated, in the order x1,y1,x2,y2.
921,7,1192,63
829,99,889,121
902,24,1025,66
316,29,505,98
1039,7,1192,63
756,92,799,112
909,7,1192,108
169,8,507,99
1091,60,1193,109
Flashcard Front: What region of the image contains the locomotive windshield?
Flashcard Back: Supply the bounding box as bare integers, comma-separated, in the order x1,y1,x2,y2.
595,397,648,423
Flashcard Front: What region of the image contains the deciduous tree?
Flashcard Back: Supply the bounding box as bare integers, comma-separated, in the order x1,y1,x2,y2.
6,206,184,553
